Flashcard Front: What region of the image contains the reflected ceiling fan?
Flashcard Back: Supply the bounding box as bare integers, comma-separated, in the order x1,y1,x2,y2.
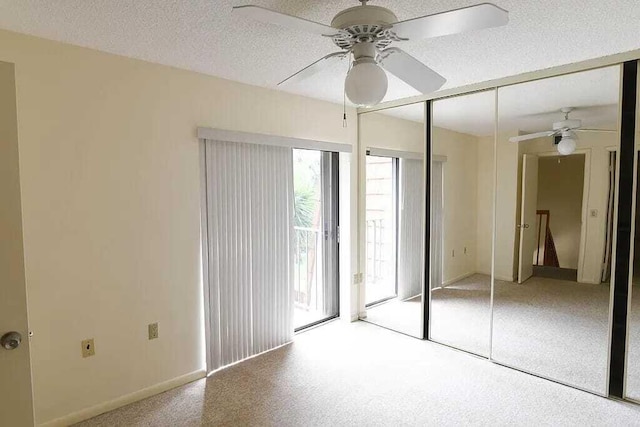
233,1,509,106
508,107,615,155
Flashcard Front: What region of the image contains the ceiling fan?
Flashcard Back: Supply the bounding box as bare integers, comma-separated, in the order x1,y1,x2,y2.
509,107,615,155
233,1,509,107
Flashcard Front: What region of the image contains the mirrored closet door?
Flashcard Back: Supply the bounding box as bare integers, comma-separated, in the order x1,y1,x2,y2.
360,102,426,338
624,73,640,402
429,90,496,356
492,65,621,394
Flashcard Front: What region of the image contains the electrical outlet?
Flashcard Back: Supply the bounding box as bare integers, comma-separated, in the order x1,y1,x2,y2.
148,323,159,340
81,338,95,358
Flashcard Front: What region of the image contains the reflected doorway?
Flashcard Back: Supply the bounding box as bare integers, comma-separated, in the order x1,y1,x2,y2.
518,153,587,283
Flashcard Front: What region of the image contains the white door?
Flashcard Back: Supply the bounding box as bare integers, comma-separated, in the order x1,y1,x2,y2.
518,154,539,284
0,61,35,426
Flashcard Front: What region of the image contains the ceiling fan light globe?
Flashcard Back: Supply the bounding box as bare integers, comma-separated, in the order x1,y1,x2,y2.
557,136,577,156
345,61,388,107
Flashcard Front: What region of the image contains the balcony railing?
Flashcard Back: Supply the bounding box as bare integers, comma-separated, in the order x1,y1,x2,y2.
366,218,390,284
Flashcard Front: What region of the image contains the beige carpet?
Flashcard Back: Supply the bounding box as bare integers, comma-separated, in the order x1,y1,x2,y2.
75,321,640,426
363,274,629,395
624,284,640,402
364,295,423,338
431,274,492,357
492,276,610,394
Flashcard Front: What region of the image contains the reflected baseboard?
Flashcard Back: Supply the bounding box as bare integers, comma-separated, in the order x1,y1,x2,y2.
442,272,476,287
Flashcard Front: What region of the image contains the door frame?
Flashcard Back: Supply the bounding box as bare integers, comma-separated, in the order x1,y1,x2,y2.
517,153,539,283
519,149,591,283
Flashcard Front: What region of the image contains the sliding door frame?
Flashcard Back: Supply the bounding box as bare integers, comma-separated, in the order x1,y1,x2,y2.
294,150,341,332
422,100,432,340
198,130,351,374
610,60,638,398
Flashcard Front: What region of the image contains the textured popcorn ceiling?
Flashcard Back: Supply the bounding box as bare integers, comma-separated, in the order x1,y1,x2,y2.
401,65,621,136
0,1,637,128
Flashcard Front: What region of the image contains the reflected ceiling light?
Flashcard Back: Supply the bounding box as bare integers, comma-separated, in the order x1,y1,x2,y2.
345,58,388,107
557,130,577,155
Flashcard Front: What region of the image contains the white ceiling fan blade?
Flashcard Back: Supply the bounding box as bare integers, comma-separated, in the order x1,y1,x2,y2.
391,3,508,40
575,128,617,133
233,5,337,36
509,130,558,143
378,47,446,94
279,52,347,86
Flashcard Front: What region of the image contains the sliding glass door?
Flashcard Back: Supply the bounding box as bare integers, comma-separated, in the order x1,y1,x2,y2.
292,149,339,331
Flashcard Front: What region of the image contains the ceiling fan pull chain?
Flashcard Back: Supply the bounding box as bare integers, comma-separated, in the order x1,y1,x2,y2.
343,52,353,128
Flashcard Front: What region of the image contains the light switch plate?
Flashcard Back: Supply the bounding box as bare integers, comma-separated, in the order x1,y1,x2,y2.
148,323,159,340
81,338,95,358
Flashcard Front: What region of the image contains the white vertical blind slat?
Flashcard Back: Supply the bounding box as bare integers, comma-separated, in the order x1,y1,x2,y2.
431,161,444,290
398,159,425,300
204,140,293,371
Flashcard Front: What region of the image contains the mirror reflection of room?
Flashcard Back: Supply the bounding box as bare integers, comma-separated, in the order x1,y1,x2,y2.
429,90,495,357
492,65,620,394
360,102,425,338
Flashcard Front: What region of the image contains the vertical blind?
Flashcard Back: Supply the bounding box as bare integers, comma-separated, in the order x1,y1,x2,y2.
397,158,425,300
203,140,294,371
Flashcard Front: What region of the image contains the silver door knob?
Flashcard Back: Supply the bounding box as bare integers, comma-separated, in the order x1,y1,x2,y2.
1,331,22,350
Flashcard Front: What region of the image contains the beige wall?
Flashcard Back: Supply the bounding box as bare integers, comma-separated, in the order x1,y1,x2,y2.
495,133,524,281
359,110,424,153
0,29,356,425
433,128,479,284
475,136,495,275
537,154,585,269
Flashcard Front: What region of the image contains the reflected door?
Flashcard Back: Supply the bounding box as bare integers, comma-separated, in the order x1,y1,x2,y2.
518,154,539,283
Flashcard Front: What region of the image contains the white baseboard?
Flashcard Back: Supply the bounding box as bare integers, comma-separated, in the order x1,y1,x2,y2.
40,369,206,427
495,274,514,282
442,272,475,287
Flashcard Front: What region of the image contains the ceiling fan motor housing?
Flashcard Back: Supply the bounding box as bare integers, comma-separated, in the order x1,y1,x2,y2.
553,119,582,131
330,5,399,50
